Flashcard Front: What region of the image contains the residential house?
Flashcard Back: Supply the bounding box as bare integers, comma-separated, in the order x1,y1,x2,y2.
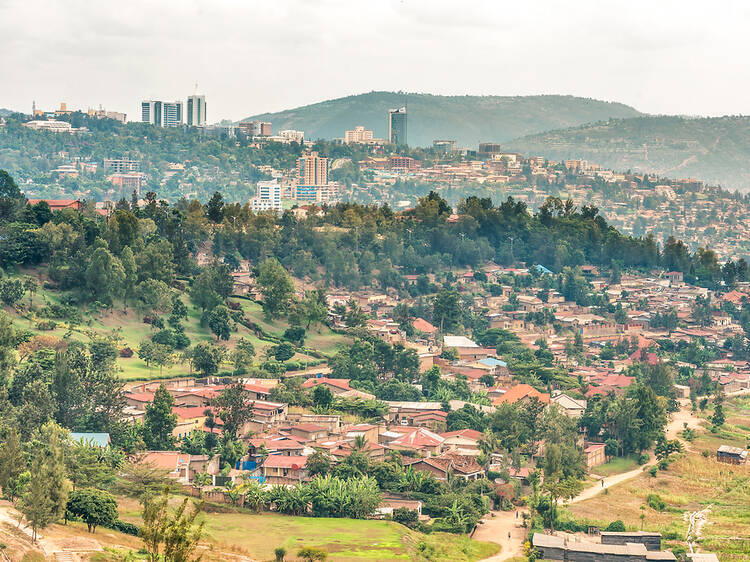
551,391,587,418
262,455,309,485
440,429,483,455
402,453,483,481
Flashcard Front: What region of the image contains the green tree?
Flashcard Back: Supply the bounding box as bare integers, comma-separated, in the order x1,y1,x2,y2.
21,425,69,541
0,278,25,306
208,305,232,340
191,342,224,377
121,246,138,309
433,288,460,332
273,342,295,362
257,258,295,319
65,488,118,533
214,383,254,439
143,384,177,450
86,247,126,307
142,487,205,562
0,428,27,502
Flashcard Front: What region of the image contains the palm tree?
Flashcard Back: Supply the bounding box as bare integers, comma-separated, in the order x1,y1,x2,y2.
352,435,368,451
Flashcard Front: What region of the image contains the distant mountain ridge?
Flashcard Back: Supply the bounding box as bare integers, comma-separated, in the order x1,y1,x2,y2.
0,109,14,118
240,91,643,147
502,115,750,191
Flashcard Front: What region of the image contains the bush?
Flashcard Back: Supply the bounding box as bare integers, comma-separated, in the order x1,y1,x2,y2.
637,453,650,465
35,320,57,331
646,493,665,511
649,466,658,477
606,520,626,532
297,546,328,561
393,507,419,528
658,459,669,471
701,450,709,458
557,520,588,533
108,519,140,536
487,470,503,481
605,439,619,457
119,347,134,358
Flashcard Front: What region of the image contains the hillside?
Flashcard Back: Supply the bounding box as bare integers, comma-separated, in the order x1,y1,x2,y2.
241,91,642,147
503,115,750,191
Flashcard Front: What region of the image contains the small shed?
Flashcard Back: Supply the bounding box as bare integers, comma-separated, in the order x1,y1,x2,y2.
716,445,747,464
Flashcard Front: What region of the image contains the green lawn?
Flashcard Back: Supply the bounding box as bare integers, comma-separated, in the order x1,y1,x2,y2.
119,499,498,562
593,455,639,477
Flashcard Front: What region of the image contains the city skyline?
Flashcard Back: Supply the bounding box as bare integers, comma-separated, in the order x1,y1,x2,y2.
3,1,750,122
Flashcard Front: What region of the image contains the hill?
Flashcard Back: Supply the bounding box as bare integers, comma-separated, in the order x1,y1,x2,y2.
241,91,643,147
503,115,750,191
0,108,14,117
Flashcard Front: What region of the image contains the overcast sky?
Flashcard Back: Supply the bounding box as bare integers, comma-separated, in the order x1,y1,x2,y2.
2,0,750,122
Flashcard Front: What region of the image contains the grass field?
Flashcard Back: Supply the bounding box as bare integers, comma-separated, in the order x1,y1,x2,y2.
117,496,499,561
567,396,750,561
591,454,640,477
5,273,350,382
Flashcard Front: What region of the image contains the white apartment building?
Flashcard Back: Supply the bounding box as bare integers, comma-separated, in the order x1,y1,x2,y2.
187,95,206,127
141,100,183,127
251,180,282,213
345,126,374,144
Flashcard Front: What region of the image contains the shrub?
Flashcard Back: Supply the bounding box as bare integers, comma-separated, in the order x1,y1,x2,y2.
658,459,669,471
35,320,57,331
606,520,626,532
605,439,619,457
649,466,658,477
487,470,503,481
108,519,140,536
274,546,286,562
297,546,328,561
646,493,666,511
393,507,419,528
701,450,710,458
637,453,650,465
119,347,134,358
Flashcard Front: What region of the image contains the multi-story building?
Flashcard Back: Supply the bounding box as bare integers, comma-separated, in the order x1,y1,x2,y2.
388,107,407,146
433,139,457,153
108,172,146,194
187,95,206,127
277,129,304,143
103,158,140,173
238,120,272,137
292,152,337,203
88,107,127,123
250,180,282,213
141,100,183,127
345,126,374,144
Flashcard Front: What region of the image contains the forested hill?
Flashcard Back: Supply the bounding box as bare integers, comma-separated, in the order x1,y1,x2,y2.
0,108,14,117
502,115,750,192
240,91,642,147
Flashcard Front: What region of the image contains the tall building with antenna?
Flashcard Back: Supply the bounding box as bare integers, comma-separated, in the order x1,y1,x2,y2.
187,94,206,127
388,106,407,146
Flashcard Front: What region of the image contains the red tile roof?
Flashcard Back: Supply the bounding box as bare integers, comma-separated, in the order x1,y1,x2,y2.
412,317,437,334
440,429,483,441
492,384,550,405
263,455,308,469
301,377,352,391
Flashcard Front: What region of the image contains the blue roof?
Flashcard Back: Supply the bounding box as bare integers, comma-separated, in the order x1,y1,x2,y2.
70,432,111,448
535,264,553,274
478,357,508,368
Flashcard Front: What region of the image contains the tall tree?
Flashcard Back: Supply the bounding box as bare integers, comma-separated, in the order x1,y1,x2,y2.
257,258,295,319
143,384,177,450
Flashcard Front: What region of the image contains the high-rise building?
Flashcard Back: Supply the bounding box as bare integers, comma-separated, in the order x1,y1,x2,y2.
388,107,407,146
251,180,282,213
141,100,183,127
293,152,337,203
187,95,206,127
345,126,374,144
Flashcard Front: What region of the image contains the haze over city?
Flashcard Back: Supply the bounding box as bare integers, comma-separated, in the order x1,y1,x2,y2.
3,0,750,121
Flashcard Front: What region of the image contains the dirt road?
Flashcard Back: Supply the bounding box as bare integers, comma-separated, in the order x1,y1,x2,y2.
474,509,527,561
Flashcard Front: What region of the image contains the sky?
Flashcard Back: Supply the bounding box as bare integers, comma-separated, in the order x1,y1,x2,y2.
2,0,750,123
